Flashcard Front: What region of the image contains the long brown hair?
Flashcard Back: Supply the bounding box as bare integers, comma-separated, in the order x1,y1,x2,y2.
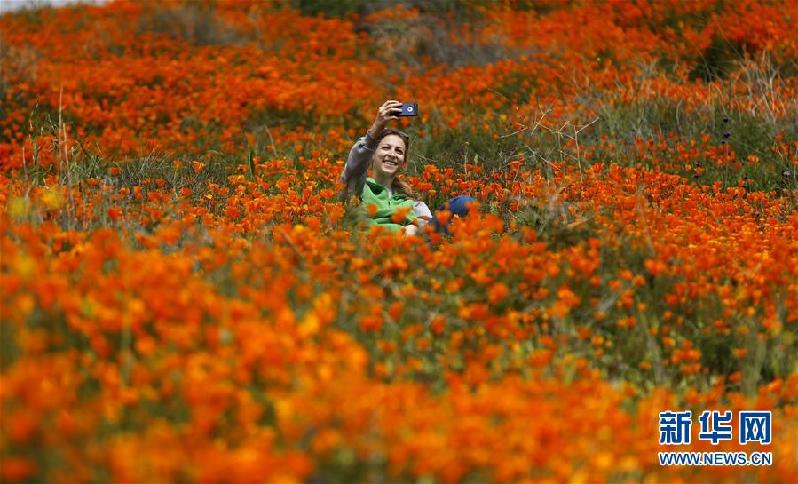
372,128,417,199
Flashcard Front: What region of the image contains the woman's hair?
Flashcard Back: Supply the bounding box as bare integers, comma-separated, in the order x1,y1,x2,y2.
373,128,417,199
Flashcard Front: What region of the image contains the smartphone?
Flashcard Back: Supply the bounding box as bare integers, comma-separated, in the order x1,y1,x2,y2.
399,102,418,116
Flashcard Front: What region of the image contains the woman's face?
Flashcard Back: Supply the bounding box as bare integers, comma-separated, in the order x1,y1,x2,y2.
371,134,406,178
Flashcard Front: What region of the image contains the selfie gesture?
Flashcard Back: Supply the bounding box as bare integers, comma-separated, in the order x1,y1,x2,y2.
341,99,475,237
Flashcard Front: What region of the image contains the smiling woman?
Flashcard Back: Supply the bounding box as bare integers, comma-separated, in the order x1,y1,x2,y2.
341,100,432,236
341,99,475,236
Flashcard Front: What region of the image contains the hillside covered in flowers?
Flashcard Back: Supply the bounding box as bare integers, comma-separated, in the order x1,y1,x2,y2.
1,0,797,481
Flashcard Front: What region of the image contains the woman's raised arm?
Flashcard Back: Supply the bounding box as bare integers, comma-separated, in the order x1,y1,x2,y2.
340,133,378,184
341,100,403,184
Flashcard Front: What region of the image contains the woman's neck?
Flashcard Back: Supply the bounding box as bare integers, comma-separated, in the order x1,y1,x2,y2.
373,172,394,191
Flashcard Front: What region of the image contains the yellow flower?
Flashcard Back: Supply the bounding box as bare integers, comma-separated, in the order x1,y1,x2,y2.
8,196,31,219
14,255,36,281
40,187,64,210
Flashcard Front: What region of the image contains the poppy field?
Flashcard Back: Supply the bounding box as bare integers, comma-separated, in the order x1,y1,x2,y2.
1,0,797,481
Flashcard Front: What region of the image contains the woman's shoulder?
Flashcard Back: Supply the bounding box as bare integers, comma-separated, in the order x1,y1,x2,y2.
412,200,432,218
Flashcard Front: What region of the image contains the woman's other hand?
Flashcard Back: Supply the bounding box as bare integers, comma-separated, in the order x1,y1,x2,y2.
368,100,402,139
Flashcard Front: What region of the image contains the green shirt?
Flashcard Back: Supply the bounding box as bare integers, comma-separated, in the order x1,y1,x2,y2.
357,177,418,233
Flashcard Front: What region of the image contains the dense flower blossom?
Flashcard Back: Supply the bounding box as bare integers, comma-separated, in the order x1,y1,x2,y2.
1,0,797,482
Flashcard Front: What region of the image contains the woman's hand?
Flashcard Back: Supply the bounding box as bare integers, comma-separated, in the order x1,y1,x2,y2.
404,224,418,236
368,100,402,139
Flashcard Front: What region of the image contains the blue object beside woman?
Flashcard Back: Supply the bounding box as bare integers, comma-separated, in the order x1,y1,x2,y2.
430,195,477,235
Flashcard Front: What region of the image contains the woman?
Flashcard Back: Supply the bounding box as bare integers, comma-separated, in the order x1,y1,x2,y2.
341,99,475,236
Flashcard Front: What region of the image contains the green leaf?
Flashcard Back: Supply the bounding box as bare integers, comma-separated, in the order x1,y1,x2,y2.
248,148,256,181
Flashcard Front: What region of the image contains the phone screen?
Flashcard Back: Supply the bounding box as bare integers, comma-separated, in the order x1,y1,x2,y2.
400,103,418,116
